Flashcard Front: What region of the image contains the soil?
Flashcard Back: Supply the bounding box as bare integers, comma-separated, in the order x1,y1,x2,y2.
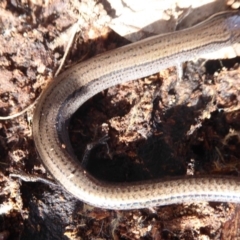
1,1,240,239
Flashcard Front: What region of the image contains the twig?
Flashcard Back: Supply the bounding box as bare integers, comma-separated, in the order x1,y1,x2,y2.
54,20,81,77
0,93,41,120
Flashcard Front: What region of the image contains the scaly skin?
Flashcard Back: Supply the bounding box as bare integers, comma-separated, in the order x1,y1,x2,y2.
33,11,240,209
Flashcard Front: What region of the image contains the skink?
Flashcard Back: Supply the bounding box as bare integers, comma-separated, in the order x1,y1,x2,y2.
33,11,240,210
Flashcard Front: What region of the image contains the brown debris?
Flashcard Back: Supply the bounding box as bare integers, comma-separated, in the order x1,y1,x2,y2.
1,0,240,239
